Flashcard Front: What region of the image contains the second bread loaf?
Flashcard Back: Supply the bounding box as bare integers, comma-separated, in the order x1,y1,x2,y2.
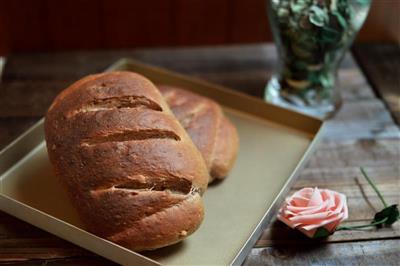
159,85,239,182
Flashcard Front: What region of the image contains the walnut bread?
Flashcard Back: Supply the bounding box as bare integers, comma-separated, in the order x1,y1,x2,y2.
45,71,210,251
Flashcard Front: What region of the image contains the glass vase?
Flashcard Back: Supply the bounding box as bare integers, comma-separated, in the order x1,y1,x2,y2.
265,0,372,119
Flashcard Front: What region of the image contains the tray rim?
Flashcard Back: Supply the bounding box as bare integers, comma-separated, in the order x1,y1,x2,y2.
107,58,325,265
231,126,324,265
106,58,322,137
0,120,161,266
0,58,324,265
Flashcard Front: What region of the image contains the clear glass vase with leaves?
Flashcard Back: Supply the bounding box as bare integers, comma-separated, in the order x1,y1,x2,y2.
265,0,372,119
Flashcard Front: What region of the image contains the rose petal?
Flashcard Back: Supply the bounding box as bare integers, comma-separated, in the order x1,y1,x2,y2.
296,187,314,197
285,205,323,216
278,187,348,237
326,192,336,209
289,211,332,223
324,219,342,232
327,191,347,216
294,209,346,228
307,187,323,207
287,200,331,215
289,207,346,226
290,188,314,207
277,213,298,229
286,205,318,211
302,212,345,231
291,195,311,207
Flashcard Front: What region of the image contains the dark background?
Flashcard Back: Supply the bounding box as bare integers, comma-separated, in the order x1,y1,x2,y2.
0,0,399,55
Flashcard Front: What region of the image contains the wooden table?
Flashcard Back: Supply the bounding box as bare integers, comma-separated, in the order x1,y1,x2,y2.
0,44,399,265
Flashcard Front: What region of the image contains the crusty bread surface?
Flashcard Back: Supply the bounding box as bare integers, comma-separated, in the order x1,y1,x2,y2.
159,85,239,182
45,71,209,251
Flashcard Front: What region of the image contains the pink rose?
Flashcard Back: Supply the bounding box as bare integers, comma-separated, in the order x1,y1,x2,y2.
277,187,348,238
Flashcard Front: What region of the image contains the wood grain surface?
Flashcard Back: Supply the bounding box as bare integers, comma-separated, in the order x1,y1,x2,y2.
0,44,399,265
0,0,398,55
353,43,400,125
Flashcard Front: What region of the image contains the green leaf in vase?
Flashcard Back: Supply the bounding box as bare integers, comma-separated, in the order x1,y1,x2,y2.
308,71,321,84
277,8,289,18
357,0,371,6
320,73,333,88
332,10,348,29
290,0,308,13
320,26,342,45
309,5,329,27
347,3,356,22
330,0,338,11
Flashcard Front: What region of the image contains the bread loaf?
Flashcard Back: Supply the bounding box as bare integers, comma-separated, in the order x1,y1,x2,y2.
159,85,239,182
45,71,209,251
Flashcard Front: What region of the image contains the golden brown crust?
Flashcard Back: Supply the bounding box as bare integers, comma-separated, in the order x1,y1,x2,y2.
44,71,209,251
210,116,239,178
108,193,204,251
159,85,239,182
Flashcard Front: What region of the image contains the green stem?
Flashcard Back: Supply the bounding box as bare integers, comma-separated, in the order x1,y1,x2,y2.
360,167,388,208
337,217,388,231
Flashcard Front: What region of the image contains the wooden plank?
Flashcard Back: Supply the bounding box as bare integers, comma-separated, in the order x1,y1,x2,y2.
44,0,102,50
228,0,270,43
307,139,400,169
2,45,357,82
2,47,397,141
0,0,48,53
174,0,230,45
244,239,400,265
0,4,11,55
0,212,62,239
0,45,383,108
256,220,400,247
1,84,397,140
0,212,106,264
295,165,400,187
337,68,375,101
253,137,400,247
101,0,173,48
1,51,122,81
0,45,399,265
0,118,40,150
0,81,70,118
357,1,400,43
0,243,85,256
353,43,400,125
0,257,115,265
0,141,397,260
323,100,400,140
291,182,400,206
0,1,399,55
255,184,400,246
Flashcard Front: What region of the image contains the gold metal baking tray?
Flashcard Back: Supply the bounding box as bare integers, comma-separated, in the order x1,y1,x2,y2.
0,59,323,265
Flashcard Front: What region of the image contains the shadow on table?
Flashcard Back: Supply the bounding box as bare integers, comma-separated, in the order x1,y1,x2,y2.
259,219,329,257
